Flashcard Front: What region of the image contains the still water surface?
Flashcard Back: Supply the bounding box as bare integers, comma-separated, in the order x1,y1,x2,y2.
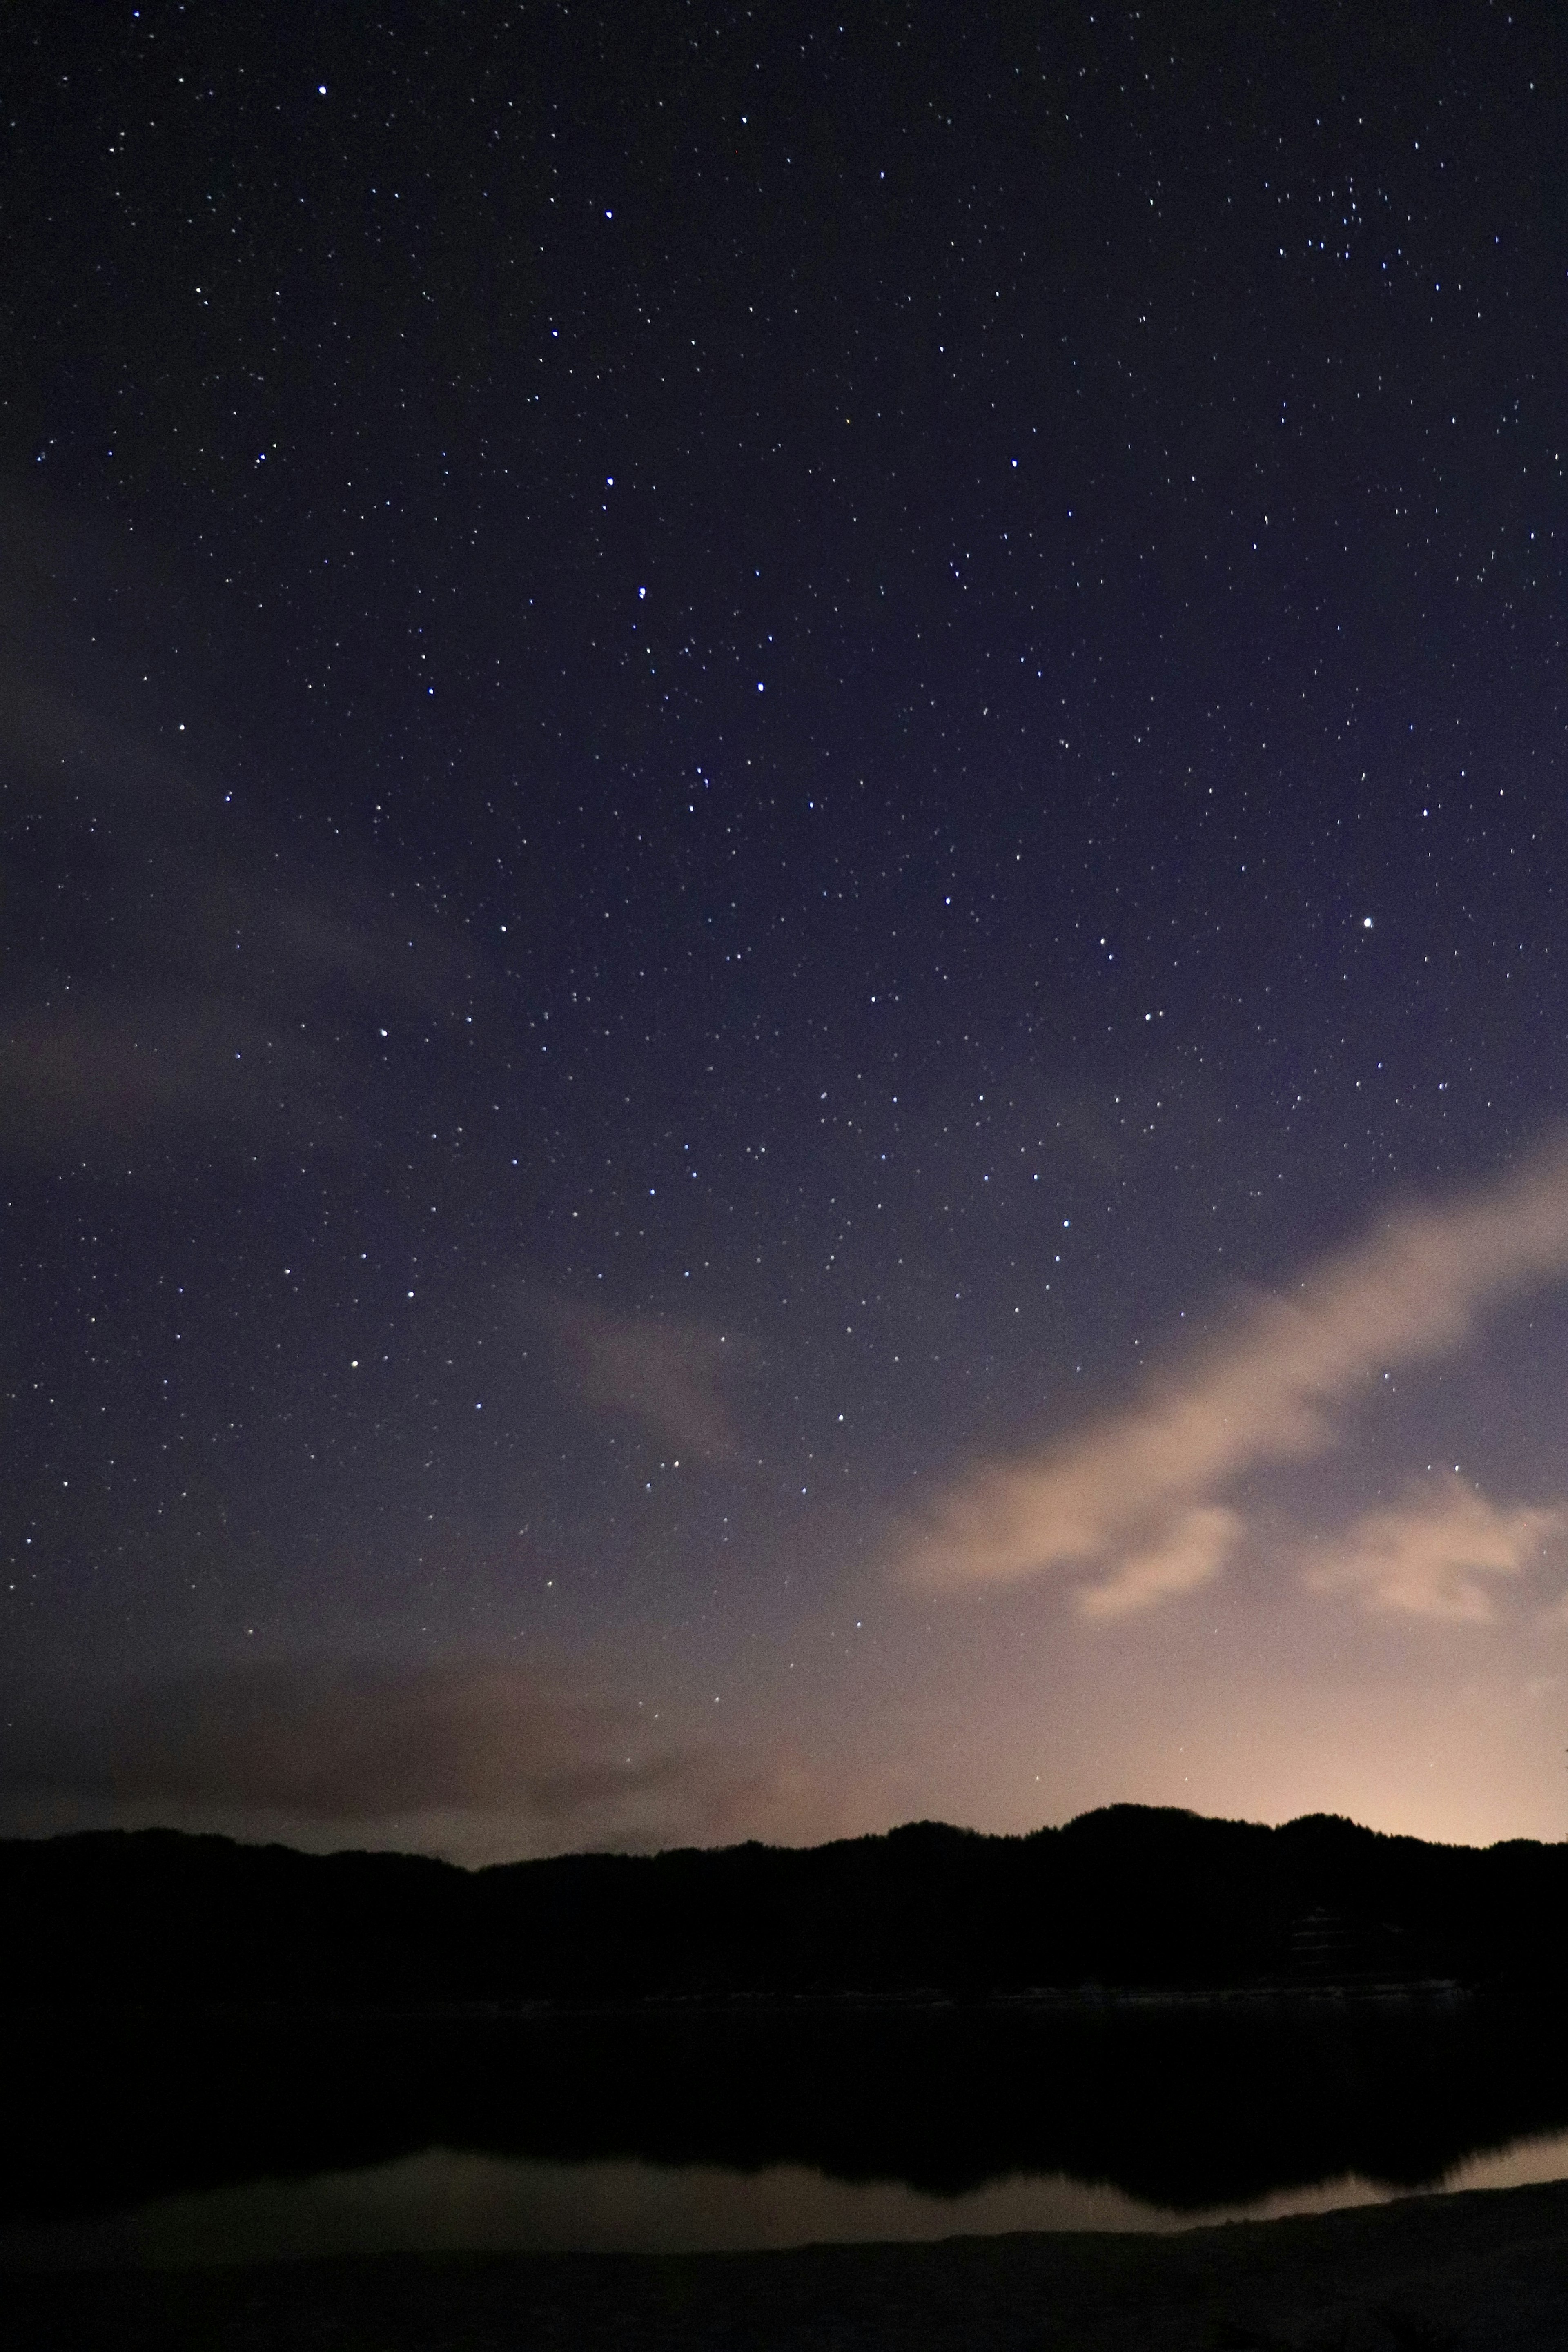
9,1996,1568,2267
9,2129,1568,2268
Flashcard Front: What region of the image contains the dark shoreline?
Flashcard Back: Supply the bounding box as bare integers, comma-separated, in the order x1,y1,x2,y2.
0,1973,1479,2020
6,2178,1568,2349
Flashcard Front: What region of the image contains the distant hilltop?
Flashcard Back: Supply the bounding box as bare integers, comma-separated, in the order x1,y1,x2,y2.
4,1806,1565,2009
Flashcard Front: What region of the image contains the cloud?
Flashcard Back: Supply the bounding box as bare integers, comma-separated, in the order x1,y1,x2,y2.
0,1657,820,1858
1303,1479,1565,1621
0,491,470,1165
0,813,458,1165
893,1132,1568,1614
1074,1505,1243,1620
0,1659,625,1818
0,993,331,1148
552,1304,751,1459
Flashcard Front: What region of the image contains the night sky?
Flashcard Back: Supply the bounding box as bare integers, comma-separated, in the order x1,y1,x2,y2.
5,2,1568,1862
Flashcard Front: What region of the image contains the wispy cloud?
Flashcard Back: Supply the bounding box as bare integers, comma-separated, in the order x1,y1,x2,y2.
0,993,332,1148
0,1659,618,1818
893,1133,1568,1615
0,488,468,1165
552,1304,751,1459
1303,1479,1564,1621
0,1657,826,1858
1075,1505,1243,1620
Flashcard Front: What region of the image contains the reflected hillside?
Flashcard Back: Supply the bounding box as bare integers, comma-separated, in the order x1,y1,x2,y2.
9,1983,1568,2230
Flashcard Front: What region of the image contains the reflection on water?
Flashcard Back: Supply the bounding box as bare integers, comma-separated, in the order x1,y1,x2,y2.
9,2130,1568,2270
7,1991,1568,2267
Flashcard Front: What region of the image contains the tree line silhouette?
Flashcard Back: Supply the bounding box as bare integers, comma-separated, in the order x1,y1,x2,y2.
5,1805,1566,2008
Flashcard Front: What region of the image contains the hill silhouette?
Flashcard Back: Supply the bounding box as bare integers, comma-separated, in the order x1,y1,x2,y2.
4,1805,1565,2009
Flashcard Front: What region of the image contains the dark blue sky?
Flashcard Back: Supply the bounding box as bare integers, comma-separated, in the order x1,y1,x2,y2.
4,0,1568,1858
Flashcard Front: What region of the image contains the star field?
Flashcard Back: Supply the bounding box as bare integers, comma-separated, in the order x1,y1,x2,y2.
4,2,1568,1858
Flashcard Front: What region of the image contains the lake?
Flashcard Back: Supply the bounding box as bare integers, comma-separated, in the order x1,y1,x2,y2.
6,1990,1568,2267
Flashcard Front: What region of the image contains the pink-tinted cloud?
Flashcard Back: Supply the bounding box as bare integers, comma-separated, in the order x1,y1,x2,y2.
893,1132,1568,1615
1303,1478,1565,1621
1074,1505,1244,1620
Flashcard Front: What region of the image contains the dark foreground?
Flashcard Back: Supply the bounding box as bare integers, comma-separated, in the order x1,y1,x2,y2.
7,2180,1568,2352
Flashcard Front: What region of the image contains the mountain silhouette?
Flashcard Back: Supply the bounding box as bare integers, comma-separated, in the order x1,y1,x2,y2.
5,1805,1565,2008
